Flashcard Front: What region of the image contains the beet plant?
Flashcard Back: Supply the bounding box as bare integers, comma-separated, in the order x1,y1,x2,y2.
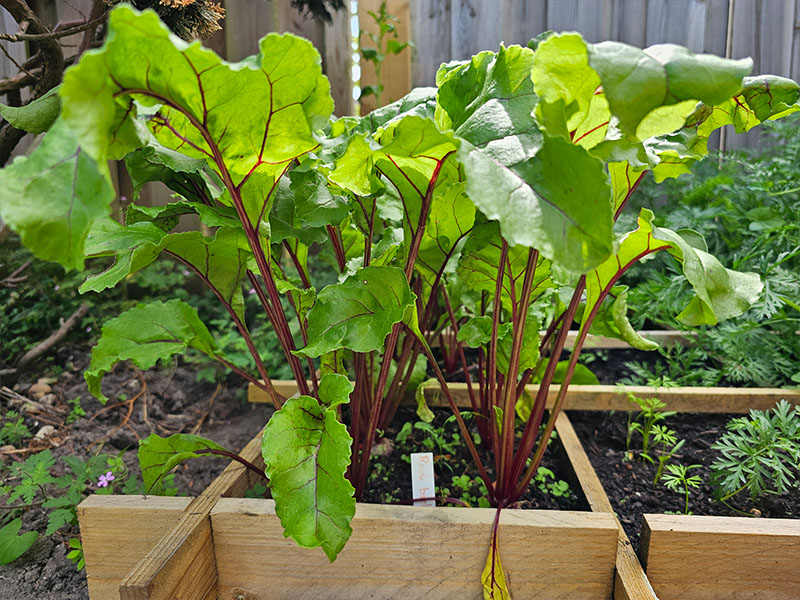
2,7,799,594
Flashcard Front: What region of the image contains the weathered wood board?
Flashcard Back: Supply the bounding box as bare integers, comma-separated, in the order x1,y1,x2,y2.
556,413,657,600
210,498,618,600
250,380,800,414
77,496,192,600
115,428,264,600
640,513,800,599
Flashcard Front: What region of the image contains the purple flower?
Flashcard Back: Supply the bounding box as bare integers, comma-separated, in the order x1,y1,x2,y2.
98,471,115,488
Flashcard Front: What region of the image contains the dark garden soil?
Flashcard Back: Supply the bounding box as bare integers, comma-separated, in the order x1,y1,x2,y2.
568,410,800,548
0,346,271,600
361,405,589,513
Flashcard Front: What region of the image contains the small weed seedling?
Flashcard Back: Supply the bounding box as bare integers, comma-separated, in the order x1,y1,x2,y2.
533,467,572,499
0,411,32,446
626,393,676,455
647,425,685,485
711,399,800,503
662,463,703,514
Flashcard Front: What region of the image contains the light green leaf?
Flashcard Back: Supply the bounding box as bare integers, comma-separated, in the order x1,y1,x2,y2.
496,314,541,375
138,433,228,494
0,86,61,133
457,316,494,348
0,519,37,565
415,378,438,423
85,299,222,402
0,119,114,270
262,395,355,561
582,209,763,333
318,373,354,408
61,6,333,228
481,528,511,600
611,289,659,351
299,266,418,357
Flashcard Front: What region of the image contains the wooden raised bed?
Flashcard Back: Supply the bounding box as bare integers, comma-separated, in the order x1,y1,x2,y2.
77,411,619,599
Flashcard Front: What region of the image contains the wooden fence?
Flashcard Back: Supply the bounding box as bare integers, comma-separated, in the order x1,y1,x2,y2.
2,0,799,160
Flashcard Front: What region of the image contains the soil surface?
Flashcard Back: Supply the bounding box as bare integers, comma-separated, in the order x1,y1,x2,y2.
569,410,800,547
0,347,270,600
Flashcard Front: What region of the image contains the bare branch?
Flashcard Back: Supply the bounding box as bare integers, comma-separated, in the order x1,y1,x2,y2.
0,13,106,42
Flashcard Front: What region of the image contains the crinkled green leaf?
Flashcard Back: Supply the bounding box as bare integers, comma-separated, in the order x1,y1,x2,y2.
85,299,222,402
61,6,333,229
0,86,61,134
270,169,348,244
457,316,494,348
587,40,752,139
496,314,541,375
437,45,611,270
611,288,659,351
0,519,37,565
138,433,228,493
583,209,763,334
262,394,355,561
0,119,114,270
531,33,600,138
299,266,418,357
126,199,240,231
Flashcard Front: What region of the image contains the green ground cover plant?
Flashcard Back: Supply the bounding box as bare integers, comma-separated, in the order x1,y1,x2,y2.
2,7,799,595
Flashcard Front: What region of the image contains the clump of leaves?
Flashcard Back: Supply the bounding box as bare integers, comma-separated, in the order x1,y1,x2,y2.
0,411,32,446
625,394,676,455
711,400,800,502
662,463,703,514
0,449,141,565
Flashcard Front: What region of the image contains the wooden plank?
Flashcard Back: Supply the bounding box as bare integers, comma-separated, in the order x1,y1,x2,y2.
359,0,412,113
610,0,648,48
555,413,658,600
211,498,618,600
117,428,264,599
250,380,800,414
408,0,451,87
77,495,192,600
500,0,548,47
547,0,613,43
323,1,354,116
645,0,706,51
640,513,800,599
793,0,800,83
223,0,275,61
450,0,503,61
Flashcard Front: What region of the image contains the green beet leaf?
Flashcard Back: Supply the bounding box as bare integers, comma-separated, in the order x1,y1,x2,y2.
262,394,355,561
138,433,228,493
582,209,763,335
299,265,419,357
60,6,333,229
85,299,223,402
0,86,61,134
437,43,613,272
0,119,114,270
124,141,223,204
0,519,37,565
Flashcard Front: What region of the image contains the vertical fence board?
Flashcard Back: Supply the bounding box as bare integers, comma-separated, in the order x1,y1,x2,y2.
501,0,548,47
409,0,451,87
611,0,648,48
324,3,354,115
450,0,503,60
547,0,613,42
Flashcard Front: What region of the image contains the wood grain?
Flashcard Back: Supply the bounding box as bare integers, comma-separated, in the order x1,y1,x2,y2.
210,498,618,600
77,495,191,600
117,428,265,599
640,513,800,599
556,414,658,600
251,380,800,414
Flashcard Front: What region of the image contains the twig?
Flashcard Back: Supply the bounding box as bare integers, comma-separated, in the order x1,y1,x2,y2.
0,43,35,80
13,302,89,372
191,382,221,434
0,13,106,42
0,258,31,288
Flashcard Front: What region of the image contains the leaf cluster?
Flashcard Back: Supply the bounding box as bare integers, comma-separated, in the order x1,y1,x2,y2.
711,400,800,501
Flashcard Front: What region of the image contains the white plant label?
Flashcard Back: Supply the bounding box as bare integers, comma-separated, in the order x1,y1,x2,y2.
410,452,435,507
